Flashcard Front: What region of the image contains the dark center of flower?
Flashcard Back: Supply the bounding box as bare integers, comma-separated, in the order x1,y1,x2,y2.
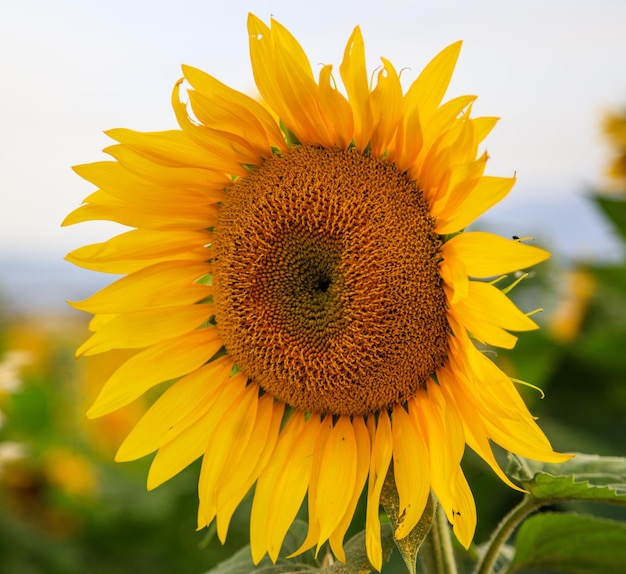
212,145,449,416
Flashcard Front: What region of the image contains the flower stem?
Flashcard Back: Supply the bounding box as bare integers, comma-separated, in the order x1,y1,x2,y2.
474,496,542,574
420,505,458,574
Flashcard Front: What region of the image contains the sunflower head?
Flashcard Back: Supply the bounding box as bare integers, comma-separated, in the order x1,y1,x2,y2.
64,13,571,571
213,144,449,416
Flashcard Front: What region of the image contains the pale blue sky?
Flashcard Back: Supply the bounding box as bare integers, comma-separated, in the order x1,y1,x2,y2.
2,0,626,263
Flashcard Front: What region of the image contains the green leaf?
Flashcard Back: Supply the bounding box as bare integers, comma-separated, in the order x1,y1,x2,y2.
320,525,395,574
203,545,313,574
507,453,626,505
380,467,435,574
593,196,626,241
508,512,626,574
202,520,395,574
201,520,317,574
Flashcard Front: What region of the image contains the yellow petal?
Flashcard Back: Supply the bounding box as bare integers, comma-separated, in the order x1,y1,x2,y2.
71,160,222,201
181,65,283,156
147,373,246,489
171,82,261,169
106,128,231,171
115,358,233,461
182,64,286,151
442,232,550,278
70,261,210,314
265,414,320,562
446,331,530,422
473,116,499,144
437,364,522,490
439,255,469,305
466,280,539,332
290,416,333,557
88,313,116,332
271,16,315,81
410,386,476,546
87,327,222,417
462,338,545,421
463,354,574,464
485,415,573,464
66,229,210,274
416,136,454,205
247,16,281,117
365,410,393,572
272,20,331,145
63,194,218,231
410,388,461,494
197,384,259,526
77,304,213,356
391,404,430,539
340,26,373,151
429,383,465,465
435,176,515,235
431,154,486,220
445,468,477,548
250,412,306,564
423,119,482,212
186,90,272,161
388,100,423,173
421,95,476,156
328,415,370,562
396,86,471,179
447,109,480,166
248,14,328,145
443,346,571,472
105,140,235,187
214,395,285,540
318,65,354,149
316,416,358,547
448,281,538,349
404,41,462,121
370,58,403,157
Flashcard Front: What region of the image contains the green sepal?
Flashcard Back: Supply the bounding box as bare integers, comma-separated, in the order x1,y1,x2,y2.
380,467,436,574
319,525,395,573
200,520,316,573
508,512,626,574
200,519,393,574
195,273,213,286
279,120,301,147
201,546,312,573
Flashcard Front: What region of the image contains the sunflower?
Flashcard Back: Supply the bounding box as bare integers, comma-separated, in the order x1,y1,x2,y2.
64,14,570,570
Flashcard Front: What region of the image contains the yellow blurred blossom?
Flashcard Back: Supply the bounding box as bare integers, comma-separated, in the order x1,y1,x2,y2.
550,269,596,344
43,447,98,498
603,109,626,190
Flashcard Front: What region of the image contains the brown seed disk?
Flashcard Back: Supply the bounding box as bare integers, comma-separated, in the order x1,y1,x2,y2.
211,145,449,416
